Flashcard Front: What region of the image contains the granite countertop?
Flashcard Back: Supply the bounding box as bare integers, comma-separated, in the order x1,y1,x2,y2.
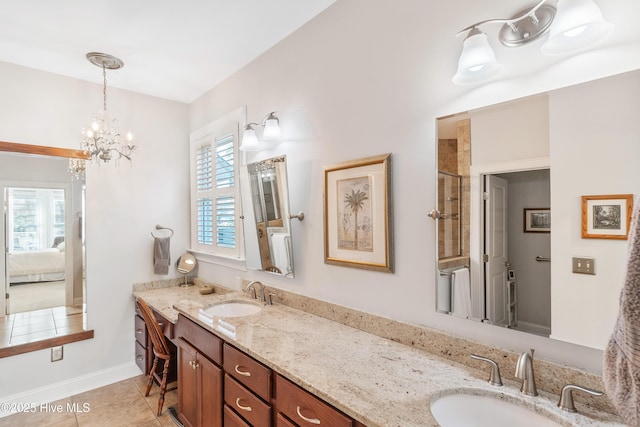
133,284,622,427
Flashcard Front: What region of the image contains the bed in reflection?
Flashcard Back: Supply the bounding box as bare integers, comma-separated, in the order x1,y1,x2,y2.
8,238,66,284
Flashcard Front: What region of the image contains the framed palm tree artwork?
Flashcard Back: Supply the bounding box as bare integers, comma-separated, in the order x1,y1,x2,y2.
323,153,394,272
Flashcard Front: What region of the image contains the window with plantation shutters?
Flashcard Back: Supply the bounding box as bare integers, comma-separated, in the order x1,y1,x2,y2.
189,108,244,262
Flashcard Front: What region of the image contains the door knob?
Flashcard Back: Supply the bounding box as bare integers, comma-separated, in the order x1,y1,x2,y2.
428,209,441,220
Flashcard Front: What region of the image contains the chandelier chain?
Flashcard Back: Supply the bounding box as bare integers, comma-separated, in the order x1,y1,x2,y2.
102,64,107,112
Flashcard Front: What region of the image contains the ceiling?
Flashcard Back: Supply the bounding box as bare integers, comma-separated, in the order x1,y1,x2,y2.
0,0,336,103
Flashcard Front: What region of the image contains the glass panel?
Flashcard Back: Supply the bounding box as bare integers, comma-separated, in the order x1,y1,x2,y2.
438,172,461,259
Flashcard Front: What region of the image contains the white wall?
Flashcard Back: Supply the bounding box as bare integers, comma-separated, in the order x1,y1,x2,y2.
0,62,189,401
0,0,639,404
550,71,640,349
190,0,640,373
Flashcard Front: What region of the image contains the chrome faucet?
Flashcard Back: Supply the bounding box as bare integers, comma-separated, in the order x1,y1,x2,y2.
515,349,538,396
244,281,265,303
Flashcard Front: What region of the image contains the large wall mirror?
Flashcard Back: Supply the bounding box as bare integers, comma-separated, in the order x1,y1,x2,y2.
434,69,640,350
241,155,296,277
0,142,93,357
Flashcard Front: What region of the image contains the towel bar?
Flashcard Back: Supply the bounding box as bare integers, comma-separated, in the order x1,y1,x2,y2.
151,224,174,238
439,265,470,276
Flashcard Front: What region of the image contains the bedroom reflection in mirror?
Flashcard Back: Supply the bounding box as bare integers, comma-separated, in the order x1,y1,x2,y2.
6,186,77,313
0,141,92,357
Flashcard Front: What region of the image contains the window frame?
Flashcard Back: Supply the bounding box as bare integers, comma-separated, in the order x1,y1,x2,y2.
189,107,245,267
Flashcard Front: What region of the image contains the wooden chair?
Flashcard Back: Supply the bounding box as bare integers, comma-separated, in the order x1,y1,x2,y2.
136,298,172,416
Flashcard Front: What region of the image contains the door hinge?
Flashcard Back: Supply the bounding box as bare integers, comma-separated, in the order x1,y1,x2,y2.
483,192,489,200
5,293,9,300
483,254,489,262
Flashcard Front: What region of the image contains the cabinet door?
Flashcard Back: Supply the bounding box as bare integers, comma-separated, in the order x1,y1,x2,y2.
198,352,223,427
178,339,198,427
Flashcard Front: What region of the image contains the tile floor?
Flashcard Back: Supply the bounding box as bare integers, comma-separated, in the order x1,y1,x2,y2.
0,306,85,347
0,375,178,427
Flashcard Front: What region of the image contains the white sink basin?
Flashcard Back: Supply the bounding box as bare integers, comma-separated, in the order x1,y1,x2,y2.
430,393,562,427
199,302,262,318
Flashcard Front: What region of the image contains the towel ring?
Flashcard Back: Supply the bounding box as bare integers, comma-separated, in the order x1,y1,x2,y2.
151,224,174,238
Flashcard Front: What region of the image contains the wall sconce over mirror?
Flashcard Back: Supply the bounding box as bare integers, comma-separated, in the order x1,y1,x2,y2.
453,0,613,85
240,112,282,151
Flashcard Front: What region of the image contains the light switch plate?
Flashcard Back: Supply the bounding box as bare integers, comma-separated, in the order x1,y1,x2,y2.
572,257,595,275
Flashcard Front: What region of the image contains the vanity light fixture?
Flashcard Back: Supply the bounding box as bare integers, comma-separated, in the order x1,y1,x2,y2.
452,0,613,85
69,52,136,177
239,111,282,151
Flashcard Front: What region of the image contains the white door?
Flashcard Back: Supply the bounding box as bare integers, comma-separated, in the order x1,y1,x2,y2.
485,175,509,326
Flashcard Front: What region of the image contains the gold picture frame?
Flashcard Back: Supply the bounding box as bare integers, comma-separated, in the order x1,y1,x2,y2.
581,194,633,240
323,153,394,272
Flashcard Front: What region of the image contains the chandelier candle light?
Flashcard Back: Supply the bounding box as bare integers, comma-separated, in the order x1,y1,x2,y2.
69,52,136,177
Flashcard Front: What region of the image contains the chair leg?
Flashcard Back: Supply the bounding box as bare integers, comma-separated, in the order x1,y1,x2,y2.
146,357,158,397
156,358,170,416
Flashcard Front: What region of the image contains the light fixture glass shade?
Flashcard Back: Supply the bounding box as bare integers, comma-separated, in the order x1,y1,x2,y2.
452,28,503,85
262,113,282,142
240,125,260,151
541,0,613,55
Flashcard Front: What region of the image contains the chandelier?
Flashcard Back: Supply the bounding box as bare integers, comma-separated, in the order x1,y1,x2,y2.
69,52,136,177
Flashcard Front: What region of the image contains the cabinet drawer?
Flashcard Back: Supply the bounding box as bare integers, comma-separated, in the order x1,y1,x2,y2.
134,340,147,373
276,413,297,427
275,375,352,427
175,314,222,364
134,314,147,346
225,374,271,426
224,343,272,401
224,405,251,427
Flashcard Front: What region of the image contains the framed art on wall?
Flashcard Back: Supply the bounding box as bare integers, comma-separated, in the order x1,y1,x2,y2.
581,194,633,239
323,153,394,273
524,208,551,233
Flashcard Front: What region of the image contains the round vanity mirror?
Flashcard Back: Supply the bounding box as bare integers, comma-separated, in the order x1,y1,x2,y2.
176,253,197,286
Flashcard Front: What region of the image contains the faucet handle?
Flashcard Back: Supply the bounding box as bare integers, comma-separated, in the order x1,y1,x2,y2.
558,384,603,413
470,354,503,386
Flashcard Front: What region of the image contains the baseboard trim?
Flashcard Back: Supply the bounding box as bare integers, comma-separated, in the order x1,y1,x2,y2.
0,362,142,418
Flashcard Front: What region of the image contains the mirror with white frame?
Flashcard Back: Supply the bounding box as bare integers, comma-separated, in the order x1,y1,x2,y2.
241,155,295,277
0,142,93,357
434,69,640,350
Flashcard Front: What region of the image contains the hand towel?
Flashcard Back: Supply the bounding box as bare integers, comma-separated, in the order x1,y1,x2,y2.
451,267,472,319
153,237,170,275
604,202,640,425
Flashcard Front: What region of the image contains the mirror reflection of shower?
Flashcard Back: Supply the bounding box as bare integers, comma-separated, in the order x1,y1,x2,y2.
438,172,462,259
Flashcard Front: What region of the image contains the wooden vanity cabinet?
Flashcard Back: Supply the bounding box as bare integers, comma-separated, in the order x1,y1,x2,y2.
134,305,177,383
175,315,224,427
175,315,367,427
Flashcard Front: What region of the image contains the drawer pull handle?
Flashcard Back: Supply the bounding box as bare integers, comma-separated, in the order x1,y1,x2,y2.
136,355,143,361
296,406,321,425
234,365,252,377
235,398,252,412
135,329,144,334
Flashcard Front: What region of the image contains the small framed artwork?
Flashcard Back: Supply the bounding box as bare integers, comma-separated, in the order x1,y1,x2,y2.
582,194,633,240
323,153,394,273
524,208,551,233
